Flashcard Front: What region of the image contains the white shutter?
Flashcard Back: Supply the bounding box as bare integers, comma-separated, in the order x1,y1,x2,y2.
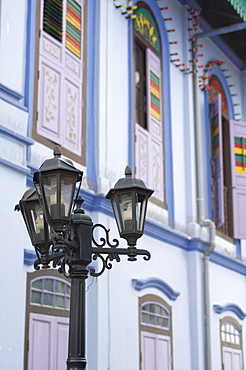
146,48,164,201
135,48,164,202
37,0,83,156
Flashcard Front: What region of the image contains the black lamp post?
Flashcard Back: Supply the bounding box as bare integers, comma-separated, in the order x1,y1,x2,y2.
16,145,153,370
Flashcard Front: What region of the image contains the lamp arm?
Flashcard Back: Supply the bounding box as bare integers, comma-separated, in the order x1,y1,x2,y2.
33,251,66,271
90,247,151,277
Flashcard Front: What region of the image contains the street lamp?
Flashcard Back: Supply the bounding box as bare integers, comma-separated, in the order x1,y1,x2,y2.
16,145,153,370
15,187,50,268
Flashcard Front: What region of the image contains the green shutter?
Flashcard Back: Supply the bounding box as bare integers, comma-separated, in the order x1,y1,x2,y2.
43,0,63,43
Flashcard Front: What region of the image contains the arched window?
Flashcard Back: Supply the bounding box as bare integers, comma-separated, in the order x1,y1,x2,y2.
31,276,71,310
209,74,246,240
209,75,233,238
134,2,165,205
24,270,70,370
220,317,243,370
141,302,170,329
221,322,241,346
139,294,172,370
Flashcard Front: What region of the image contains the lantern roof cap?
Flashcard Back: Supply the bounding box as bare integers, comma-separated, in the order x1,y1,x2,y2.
106,166,154,197
21,187,37,200
33,145,83,182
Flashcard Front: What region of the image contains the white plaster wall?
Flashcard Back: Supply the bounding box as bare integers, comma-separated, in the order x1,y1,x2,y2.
0,0,27,94
2,1,246,370
0,165,30,369
98,0,130,192
87,214,194,369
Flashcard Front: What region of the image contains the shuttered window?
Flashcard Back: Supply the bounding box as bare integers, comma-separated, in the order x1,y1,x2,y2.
33,0,86,163
209,77,236,239
230,120,246,239
139,295,172,370
134,5,165,205
220,317,243,370
209,74,246,239
210,94,224,228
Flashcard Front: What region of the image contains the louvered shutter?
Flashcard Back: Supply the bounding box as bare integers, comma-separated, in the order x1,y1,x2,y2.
135,123,150,186
211,94,224,227
145,48,164,202
230,120,246,239
37,0,83,156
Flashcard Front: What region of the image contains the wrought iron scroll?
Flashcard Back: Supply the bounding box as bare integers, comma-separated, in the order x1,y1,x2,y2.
90,224,120,277
90,223,151,277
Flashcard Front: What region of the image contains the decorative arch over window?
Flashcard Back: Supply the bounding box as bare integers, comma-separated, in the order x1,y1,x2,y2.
209,75,228,116
134,8,160,51
132,277,180,301
214,303,246,320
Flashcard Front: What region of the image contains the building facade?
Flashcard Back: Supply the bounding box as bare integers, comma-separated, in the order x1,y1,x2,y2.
1,0,246,369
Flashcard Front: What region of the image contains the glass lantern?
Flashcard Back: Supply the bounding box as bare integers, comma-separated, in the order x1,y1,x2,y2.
33,146,83,232
16,187,50,266
106,166,154,246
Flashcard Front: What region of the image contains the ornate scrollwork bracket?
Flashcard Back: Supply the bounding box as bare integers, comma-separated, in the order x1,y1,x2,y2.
33,227,79,277
90,223,151,277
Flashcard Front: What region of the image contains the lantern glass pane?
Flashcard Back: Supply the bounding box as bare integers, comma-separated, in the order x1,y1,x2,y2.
112,195,123,233
60,174,77,217
138,196,147,232
43,175,58,218
34,203,45,232
119,193,133,231
25,199,45,244
30,202,45,244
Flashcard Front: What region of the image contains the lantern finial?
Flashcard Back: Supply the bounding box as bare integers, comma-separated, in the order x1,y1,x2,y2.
74,195,85,214
125,166,132,177
54,145,61,158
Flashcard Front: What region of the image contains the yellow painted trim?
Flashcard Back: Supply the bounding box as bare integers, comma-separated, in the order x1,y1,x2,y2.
66,40,81,58
234,147,246,155
214,147,220,156
66,14,81,31
150,86,160,99
235,166,246,173
213,126,219,137
151,109,160,121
